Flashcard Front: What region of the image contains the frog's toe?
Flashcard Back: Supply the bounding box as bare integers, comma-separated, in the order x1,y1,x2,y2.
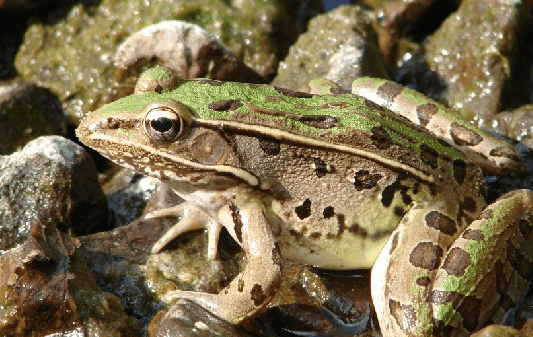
150,203,217,254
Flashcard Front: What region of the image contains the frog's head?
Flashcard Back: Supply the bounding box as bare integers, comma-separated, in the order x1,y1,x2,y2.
76,68,259,188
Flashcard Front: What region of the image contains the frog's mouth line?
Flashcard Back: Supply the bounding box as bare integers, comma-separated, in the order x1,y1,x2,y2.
86,132,262,188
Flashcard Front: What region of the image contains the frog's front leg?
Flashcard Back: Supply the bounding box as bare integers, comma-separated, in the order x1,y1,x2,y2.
372,189,533,337
164,200,282,324
146,202,223,259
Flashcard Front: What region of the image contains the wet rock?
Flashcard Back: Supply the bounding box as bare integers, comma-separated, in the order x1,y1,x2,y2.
115,21,265,85
470,324,525,337
368,0,440,60
14,0,322,123
492,106,533,143
400,0,529,126
148,299,254,337
104,170,161,228
0,136,108,253
0,0,72,11
0,220,142,336
0,80,69,155
273,5,389,91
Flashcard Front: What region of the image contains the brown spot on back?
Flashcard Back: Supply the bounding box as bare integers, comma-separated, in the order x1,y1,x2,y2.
453,159,467,185
208,99,243,111
450,122,483,146
442,247,471,277
238,278,245,292
353,170,382,191
409,242,443,270
250,284,266,306
370,126,393,150
258,137,280,156
377,81,404,108
229,203,244,243
425,211,457,236
299,115,339,129
295,199,312,220
274,86,314,98
462,196,477,213
462,229,484,241
200,79,225,86
416,102,439,127
419,144,439,169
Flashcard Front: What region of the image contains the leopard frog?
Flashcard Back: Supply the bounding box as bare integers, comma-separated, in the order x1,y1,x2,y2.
76,68,533,336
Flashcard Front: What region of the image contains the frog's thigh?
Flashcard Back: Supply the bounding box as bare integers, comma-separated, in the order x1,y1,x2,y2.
165,202,282,324
431,189,533,334
371,201,464,337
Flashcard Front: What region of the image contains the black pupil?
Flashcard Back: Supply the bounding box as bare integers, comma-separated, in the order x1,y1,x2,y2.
151,117,174,133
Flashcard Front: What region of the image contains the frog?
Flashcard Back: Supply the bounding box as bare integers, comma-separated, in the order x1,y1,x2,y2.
76,67,533,337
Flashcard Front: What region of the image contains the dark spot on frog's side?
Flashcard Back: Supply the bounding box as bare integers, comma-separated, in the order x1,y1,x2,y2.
353,169,382,191
238,278,245,292
258,137,281,156
381,175,411,208
314,158,333,177
208,99,243,111
295,198,312,219
370,126,393,150
323,206,335,218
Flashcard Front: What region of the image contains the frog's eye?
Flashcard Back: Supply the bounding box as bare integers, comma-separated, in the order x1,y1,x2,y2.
144,107,185,142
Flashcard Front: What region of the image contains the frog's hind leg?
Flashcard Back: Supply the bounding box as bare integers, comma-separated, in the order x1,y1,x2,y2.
431,189,533,334
371,190,533,337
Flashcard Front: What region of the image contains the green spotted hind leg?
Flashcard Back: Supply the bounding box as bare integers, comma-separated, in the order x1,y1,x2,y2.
430,189,533,335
